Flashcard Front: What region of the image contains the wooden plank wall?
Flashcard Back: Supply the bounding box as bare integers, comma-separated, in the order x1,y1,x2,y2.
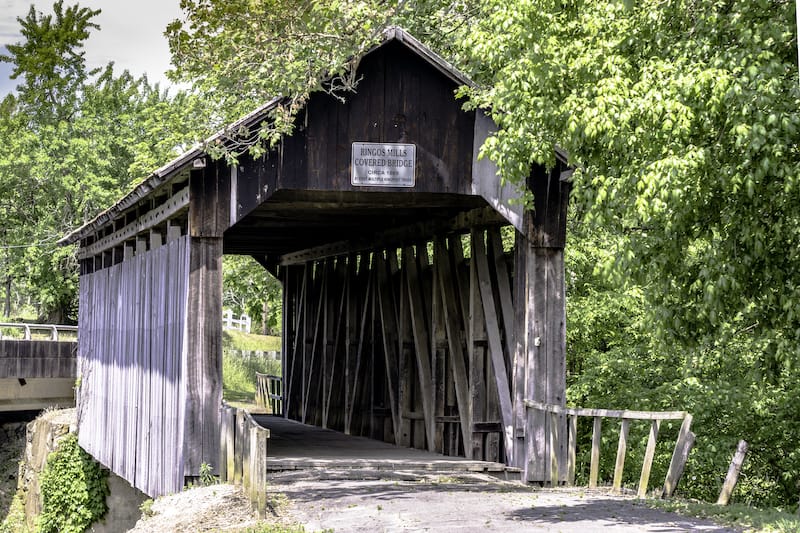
0,339,76,378
281,228,515,462
77,235,189,497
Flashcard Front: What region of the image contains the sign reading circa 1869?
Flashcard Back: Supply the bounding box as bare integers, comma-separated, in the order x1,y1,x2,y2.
351,142,416,187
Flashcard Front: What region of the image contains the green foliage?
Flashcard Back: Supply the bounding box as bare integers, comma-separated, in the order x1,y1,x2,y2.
0,490,29,533
647,499,800,532
0,1,206,322
223,256,283,335
565,222,800,507
462,0,800,359
38,433,108,533
222,330,281,352
199,462,217,487
139,499,154,518
223,348,282,404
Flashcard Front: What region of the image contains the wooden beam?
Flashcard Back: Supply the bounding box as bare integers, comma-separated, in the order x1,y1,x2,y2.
433,237,472,458
78,187,189,260
375,251,403,445
184,236,223,476
403,246,436,452
280,207,506,265
472,230,514,462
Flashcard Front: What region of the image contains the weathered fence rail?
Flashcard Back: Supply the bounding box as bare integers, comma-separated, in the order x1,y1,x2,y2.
219,403,270,517
524,400,695,498
0,323,78,341
255,373,283,416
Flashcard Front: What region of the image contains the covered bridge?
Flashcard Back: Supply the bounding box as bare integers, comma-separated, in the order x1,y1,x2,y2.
59,28,571,497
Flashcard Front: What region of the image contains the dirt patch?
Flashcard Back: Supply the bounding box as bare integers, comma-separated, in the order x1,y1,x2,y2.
128,484,263,533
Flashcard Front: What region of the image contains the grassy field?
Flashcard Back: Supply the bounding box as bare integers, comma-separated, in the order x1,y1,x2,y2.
222,331,281,409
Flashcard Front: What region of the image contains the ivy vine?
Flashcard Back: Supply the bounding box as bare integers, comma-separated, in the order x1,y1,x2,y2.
38,433,108,533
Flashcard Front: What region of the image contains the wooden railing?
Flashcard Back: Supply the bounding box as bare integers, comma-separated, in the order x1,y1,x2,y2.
255,373,283,416
219,403,270,517
524,400,695,498
0,323,78,341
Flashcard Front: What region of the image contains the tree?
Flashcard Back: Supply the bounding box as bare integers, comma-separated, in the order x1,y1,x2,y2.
461,0,800,359
0,1,206,321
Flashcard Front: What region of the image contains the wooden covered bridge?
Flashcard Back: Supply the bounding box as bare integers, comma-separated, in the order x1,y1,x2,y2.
59,28,571,497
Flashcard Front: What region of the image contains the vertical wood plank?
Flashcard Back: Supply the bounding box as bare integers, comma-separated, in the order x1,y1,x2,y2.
717,440,749,505
434,237,472,457
613,419,631,493
662,414,694,498
184,236,223,477
589,417,602,489
375,251,402,444
567,414,577,485
638,419,661,498
403,245,436,452
472,230,514,461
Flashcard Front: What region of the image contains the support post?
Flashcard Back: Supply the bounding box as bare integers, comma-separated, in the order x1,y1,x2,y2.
184,163,228,478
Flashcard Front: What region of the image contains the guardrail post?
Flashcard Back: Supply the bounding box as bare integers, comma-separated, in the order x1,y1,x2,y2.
637,419,661,498
612,419,630,493
589,416,602,488
662,414,694,498
567,414,577,485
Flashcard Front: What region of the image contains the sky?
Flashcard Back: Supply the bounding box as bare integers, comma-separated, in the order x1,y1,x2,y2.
0,0,183,95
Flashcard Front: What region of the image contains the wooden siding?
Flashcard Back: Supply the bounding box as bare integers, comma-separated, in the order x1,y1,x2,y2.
0,340,76,378
230,40,476,228
77,236,189,497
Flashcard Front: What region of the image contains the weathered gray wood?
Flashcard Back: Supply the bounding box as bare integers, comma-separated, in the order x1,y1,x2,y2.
375,251,402,445
433,237,472,458
567,414,577,485
279,207,507,266
613,419,631,493
589,416,602,489
184,236,223,477
717,440,749,505
638,419,661,498
523,400,687,420
403,245,436,452
662,415,695,498
234,409,245,485
77,187,189,260
472,230,514,462
549,410,560,486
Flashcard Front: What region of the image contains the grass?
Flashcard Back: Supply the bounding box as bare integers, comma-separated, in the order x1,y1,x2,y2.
646,499,800,532
222,330,281,352
222,331,282,408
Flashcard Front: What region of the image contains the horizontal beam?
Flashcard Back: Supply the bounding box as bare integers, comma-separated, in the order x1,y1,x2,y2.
279,206,507,265
77,187,189,260
523,400,687,421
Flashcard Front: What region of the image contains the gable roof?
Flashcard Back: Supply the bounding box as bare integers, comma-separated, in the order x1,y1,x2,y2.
59,27,471,246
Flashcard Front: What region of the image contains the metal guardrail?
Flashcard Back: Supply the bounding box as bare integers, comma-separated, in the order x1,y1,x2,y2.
0,322,78,341
524,400,695,498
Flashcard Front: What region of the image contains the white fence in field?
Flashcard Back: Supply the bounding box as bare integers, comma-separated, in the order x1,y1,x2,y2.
223,310,251,333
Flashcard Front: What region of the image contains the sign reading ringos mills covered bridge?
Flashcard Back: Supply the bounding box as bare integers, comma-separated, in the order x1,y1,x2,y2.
351,142,416,187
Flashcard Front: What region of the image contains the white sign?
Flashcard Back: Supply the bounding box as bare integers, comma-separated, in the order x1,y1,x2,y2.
351,142,416,187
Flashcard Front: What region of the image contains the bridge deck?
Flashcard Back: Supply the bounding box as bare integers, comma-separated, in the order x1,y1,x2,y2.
253,415,513,474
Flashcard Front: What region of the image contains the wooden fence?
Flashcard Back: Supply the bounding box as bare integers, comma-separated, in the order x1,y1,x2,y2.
223,310,252,333
219,403,270,517
255,373,283,415
524,400,695,498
